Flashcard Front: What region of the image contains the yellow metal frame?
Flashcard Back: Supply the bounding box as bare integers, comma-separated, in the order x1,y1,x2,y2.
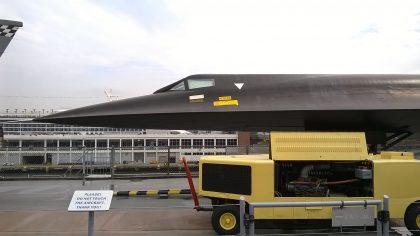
199,132,420,221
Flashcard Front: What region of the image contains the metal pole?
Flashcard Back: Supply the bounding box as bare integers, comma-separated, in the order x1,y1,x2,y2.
383,195,390,236
90,149,93,174
6,147,8,163
240,196,245,236
167,146,170,176
249,205,255,236
82,147,86,186
376,200,383,236
88,211,94,236
110,146,115,179
251,200,382,208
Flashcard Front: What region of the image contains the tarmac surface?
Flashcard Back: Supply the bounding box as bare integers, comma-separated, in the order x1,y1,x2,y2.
0,179,411,236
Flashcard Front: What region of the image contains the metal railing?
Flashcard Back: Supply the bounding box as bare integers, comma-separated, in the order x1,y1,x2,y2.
0,145,269,179
239,195,390,236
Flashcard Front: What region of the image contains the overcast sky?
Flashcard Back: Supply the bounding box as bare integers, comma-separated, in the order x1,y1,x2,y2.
1,0,420,111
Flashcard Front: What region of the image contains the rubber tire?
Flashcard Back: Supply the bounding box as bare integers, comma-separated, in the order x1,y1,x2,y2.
404,203,420,236
211,205,240,235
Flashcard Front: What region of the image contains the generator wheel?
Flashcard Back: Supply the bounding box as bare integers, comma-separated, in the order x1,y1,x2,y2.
211,205,240,235
404,203,420,236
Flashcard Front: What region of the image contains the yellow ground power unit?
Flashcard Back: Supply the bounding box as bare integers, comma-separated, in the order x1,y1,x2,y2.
192,132,420,235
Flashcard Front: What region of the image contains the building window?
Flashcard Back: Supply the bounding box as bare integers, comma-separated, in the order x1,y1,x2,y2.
121,139,132,147
59,140,71,148
109,139,120,148
170,139,180,147
227,139,237,146
22,140,44,148
5,140,19,147
134,139,144,147
145,139,156,150
204,139,214,147
193,139,203,148
97,140,107,148
146,139,156,147
158,139,168,147
46,140,58,148
72,140,83,148
216,139,226,147
84,140,95,148
181,139,191,148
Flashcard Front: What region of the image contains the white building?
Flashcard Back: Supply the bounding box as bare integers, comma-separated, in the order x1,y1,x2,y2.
0,122,238,165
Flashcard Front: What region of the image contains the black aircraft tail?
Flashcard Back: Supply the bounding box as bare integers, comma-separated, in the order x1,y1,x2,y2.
0,19,23,58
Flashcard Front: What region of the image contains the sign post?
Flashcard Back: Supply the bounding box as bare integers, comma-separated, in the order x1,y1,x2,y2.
68,190,113,236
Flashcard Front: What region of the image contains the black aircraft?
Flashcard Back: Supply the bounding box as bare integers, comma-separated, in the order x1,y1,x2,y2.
35,74,420,148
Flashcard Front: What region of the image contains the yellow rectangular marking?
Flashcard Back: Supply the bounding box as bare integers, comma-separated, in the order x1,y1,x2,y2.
213,100,239,106
128,191,137,197
218,96,232,101
147,190,158,195
168,189,181,194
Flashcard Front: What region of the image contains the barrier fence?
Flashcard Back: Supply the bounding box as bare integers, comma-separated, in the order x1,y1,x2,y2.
0,145,269,179
1,144,418,179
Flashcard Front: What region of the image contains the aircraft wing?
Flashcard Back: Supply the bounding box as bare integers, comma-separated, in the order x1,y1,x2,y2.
0,19,23,58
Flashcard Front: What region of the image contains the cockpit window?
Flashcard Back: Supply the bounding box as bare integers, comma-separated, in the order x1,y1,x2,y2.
188,79,215,89
169,81,185,91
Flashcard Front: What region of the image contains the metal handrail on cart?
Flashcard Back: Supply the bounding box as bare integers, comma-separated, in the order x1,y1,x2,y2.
239,195,390,236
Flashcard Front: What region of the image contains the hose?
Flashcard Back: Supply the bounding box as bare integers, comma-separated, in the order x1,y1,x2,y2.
289,178,358,185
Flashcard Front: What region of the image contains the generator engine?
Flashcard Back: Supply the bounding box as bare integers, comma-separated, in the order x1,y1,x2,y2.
275,161,373,197
287,181,329,197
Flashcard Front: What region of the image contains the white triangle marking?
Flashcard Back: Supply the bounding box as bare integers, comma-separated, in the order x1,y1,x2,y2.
234,83,244,90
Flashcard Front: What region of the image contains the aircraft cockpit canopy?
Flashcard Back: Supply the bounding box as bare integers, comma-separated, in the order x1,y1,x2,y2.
187,78,215,89
154,78,215,93
169,81,185,91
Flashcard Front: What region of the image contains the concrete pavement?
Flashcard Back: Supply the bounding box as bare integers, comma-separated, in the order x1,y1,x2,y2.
0,179,409,235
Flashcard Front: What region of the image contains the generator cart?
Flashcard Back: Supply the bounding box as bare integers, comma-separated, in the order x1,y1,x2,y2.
184,132,420,235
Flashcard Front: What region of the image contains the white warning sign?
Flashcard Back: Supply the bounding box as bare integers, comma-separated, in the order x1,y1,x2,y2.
68,190,113,212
